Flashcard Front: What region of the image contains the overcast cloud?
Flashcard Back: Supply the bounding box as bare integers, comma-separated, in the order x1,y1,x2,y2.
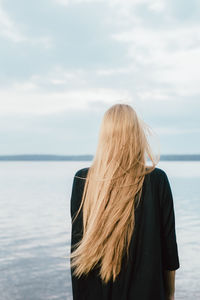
0,0,199,155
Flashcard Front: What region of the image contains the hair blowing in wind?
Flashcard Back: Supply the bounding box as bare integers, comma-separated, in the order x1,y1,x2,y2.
70,103,160,283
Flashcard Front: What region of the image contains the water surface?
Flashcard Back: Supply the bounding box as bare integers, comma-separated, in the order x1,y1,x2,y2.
0,161,199,299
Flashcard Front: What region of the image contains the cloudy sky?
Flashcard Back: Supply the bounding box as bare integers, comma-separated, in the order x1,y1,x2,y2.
0,0,199,155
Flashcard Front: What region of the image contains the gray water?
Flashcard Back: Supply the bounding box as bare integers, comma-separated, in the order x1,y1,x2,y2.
0,161,199,299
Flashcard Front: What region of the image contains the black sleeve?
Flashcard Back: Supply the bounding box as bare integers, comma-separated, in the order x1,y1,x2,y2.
70,169,84,249
70,169,81,220
160,171,180,271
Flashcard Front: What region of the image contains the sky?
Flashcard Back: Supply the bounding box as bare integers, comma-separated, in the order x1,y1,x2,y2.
0,0,200,155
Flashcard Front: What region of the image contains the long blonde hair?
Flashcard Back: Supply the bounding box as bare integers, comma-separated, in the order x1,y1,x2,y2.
70,103,160,283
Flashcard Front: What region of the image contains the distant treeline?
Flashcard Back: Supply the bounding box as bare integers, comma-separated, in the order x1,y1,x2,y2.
0,154,93,161
0,154,200,161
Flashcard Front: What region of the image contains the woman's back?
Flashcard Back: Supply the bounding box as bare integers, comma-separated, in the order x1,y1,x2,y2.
70,166,179,300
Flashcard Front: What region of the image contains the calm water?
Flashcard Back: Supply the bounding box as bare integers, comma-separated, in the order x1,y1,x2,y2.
0,161,200,299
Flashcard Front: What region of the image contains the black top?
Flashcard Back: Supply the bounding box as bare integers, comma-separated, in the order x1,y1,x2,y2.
70,167,180,300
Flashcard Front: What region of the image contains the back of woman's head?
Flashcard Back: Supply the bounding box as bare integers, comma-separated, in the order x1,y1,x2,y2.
70,103,160,283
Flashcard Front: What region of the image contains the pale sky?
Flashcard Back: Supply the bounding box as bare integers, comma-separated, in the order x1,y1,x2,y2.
0,0,200,155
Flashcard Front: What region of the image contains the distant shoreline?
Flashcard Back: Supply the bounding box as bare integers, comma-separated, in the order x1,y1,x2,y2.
0,154,200,161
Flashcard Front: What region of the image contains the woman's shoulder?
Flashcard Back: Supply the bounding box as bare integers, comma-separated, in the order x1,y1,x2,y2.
74,167,90,178
74,166,167,178
74,166,168,184
149,166,167,177
147,166,169,185
146,167,172,196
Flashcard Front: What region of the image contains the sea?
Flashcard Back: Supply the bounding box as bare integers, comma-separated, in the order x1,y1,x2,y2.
0,161,199,300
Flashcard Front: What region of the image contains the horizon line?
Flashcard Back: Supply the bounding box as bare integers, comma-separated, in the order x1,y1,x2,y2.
0,154,200,161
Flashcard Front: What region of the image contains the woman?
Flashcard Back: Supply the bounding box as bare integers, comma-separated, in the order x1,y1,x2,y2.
70,104,180,300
